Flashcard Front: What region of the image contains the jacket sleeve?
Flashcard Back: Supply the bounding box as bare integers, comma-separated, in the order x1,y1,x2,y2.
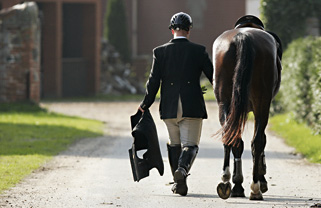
202,49,214,84
140,48,162,110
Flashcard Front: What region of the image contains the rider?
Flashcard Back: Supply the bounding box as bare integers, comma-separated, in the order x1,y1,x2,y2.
138,12,213,196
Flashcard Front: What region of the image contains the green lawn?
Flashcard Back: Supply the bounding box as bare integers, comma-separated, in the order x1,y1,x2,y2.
42,93,144,102
0,102,104,193
269,113,321,163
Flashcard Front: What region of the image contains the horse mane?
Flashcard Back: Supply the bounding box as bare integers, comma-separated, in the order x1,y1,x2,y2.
221,32,254,146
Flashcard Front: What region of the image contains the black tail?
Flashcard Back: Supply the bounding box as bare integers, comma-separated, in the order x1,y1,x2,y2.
222,32,254,146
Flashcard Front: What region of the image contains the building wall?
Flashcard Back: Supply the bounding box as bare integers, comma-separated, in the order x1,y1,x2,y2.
0,0,246,99
38,2,62,98
0,0,102,98
246,0,261,17
125,0,246,80
0,2,41,102
38,0,102,98
128,0,245,57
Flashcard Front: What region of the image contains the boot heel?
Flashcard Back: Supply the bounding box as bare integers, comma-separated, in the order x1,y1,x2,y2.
172,145,198,196
174,168,185,181
172,168,188,196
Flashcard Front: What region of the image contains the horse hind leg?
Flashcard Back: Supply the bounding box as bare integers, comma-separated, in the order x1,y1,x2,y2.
217,144,232,200
258,150,268,193
217,139,246,199
231,139,245,197
216,104,233,200
250,110,269,200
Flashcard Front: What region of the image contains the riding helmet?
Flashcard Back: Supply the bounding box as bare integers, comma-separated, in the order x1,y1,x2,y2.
169,12,193,31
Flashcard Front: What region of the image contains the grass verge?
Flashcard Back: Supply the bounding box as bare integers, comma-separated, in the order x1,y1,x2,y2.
0,102,104,193
42,93,144,102
269,113,321,163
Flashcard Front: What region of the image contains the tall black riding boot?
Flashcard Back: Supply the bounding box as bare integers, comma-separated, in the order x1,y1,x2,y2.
167,144,182,179
172,145,199,196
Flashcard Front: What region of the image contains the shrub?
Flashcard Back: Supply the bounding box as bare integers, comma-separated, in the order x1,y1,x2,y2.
310,39,321,133
104,0,130,62
280,37,321,133
270,92,283,116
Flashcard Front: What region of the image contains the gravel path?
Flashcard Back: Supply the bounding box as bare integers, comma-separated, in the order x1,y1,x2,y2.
0,101,320,208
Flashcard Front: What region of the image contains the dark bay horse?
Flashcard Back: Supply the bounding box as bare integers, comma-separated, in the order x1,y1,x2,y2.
212,16,282,200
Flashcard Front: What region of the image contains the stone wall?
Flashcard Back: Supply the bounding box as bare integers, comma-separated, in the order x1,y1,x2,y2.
0,2,40,103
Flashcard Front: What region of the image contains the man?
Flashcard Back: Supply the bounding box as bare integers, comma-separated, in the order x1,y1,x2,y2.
138,12,213,196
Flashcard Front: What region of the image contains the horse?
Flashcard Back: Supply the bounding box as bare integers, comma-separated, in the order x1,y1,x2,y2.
212,15,282,200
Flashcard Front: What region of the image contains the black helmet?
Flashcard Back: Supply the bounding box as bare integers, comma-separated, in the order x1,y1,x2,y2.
169,12,193,31
234,15,264,29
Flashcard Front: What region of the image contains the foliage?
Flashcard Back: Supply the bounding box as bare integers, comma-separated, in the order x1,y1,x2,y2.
0,102,103,193
269,113,321,163
260,0,321,49
201,78,215,101
279,37,321,134
270,93,283,116
104,0,130,62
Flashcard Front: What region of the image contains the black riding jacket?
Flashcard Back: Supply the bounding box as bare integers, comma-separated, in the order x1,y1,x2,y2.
140,38,213,119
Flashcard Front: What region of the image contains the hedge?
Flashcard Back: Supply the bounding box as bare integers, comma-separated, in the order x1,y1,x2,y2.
279,37,321,134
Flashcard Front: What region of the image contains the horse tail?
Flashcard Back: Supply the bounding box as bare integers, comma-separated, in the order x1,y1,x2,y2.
222,32,254,146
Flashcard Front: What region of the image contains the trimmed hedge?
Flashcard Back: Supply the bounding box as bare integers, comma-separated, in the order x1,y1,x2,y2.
279,37,321,134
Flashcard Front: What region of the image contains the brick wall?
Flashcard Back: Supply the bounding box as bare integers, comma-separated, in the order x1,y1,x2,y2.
126,0,245,56
125,0,246,83
0,2,41,102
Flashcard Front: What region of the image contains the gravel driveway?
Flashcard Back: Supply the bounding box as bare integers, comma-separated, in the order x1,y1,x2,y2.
0,101,320,208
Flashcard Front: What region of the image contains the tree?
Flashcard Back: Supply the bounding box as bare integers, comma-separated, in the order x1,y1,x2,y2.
104,0,130,62
260,0,321,49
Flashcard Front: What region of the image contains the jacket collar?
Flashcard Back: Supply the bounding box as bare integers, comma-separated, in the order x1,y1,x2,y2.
170,38,189,43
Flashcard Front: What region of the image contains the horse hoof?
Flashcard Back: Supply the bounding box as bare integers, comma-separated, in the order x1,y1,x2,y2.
249,191,263,200
231,183,245,197
231,189,245,197
231,191,245,197
260,181,268,193
217,182,231,200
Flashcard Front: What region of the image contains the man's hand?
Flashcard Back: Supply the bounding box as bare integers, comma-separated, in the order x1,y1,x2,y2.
138,106,145,113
